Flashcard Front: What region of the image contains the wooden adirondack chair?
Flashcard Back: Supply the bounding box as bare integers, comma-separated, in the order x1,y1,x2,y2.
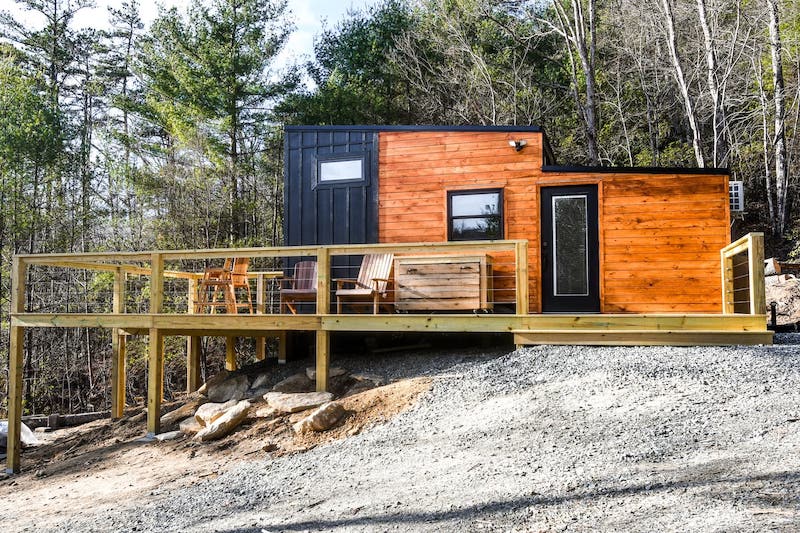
280,260,318,314
335,254,394,314
195,258,253,314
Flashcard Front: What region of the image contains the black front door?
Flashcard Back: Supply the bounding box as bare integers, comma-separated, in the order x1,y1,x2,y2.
540,185,600,313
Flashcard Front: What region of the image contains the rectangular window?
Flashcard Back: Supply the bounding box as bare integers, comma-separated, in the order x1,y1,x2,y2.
319,158,363,183
448,189,503,241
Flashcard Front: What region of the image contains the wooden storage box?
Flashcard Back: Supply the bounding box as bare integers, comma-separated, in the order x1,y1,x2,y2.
394,255,493,312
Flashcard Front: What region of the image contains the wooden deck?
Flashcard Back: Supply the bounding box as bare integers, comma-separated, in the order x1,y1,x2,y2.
5,236,771,473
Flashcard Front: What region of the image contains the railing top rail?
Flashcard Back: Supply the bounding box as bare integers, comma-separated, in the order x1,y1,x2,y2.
721,232,763,257
15,240,528,265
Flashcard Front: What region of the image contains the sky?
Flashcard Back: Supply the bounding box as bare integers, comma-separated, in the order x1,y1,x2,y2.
6,0,379,80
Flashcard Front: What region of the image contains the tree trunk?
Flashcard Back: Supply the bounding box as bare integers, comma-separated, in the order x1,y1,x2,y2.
767,0,789,234
662,0,705,167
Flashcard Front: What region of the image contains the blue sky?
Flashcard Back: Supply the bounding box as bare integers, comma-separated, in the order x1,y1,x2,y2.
6,0,379,75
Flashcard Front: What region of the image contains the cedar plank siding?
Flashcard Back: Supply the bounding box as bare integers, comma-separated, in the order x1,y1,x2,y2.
378,130,729,313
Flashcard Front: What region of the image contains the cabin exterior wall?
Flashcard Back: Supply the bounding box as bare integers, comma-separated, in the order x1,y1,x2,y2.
377,130,730,313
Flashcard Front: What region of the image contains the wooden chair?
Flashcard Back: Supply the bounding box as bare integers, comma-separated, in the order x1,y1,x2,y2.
195,258,253,314
335,254,394,314
280,261,318,314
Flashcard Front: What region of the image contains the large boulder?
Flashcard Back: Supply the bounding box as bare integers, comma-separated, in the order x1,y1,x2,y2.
264,391,334,413
160,398,207,428
197,370,229,396
305,367,347,381
206,374,250,403
271,373,314,393
194,400,251,442
293,402,346,434
195,400,237,427
178,417,202,435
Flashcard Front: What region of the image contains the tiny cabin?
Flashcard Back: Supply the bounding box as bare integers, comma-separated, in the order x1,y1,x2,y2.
284,125,732,315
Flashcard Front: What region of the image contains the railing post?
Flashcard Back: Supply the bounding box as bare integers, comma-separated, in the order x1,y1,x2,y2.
7,256,26,473
720,249,734,314
747,232,766,315
147,253,164,436
256,273,266,361
111,267,127,419
515,241,529,315
186,276,201,392
317,246,330,315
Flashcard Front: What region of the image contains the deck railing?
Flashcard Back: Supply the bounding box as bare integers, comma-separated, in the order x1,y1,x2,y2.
720,232,766,315
13,240,529,318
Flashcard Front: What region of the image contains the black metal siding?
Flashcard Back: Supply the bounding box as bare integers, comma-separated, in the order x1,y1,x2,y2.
284,128,379,247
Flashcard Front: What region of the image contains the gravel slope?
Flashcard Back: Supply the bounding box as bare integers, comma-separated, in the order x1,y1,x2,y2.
55,339,800,532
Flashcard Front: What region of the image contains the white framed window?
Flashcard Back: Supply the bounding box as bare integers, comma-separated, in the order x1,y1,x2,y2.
318,157,364,183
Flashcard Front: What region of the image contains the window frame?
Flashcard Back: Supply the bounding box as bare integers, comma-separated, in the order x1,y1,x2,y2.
314,152,367,188
447,188,504,241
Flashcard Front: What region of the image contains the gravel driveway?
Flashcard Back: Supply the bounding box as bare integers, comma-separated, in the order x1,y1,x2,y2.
55,337,800,532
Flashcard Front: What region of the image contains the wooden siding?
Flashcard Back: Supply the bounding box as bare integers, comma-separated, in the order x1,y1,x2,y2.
378,130,730,313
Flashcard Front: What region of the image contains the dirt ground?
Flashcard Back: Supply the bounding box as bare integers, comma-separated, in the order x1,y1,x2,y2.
0,378,431,532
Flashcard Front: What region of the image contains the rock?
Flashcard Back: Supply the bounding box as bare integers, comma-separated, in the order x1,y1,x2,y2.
271,373,314,393
351,373,384,386
206,374,250,403
195,400,237,427
197,369,230,396
264,391,334,413
251,373,270,391
194,400,251,442
160,398,208,428
154,430,182,442
306,367,347,380
247,387,271,401
179,417,202,435
293,402,346,434
34,427,53,434
250,406,279,419
0,421,38,449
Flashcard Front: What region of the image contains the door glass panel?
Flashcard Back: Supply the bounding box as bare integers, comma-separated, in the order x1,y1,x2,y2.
553,195,588,296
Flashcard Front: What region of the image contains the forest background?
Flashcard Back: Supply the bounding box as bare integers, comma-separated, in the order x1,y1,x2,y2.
0,0,797,417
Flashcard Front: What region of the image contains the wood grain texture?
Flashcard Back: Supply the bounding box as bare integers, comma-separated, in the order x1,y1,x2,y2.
377,130,730,313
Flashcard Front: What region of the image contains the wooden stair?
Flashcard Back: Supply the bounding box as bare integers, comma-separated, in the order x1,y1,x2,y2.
513,329,774,346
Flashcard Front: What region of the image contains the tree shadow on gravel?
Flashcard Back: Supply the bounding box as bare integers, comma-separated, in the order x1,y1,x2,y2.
215,469,800,532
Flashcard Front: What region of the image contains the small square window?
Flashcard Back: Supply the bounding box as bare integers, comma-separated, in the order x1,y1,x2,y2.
319,158,363,182
448,189,503,241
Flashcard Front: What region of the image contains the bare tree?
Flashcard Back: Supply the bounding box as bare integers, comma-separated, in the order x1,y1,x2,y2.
766,0,789,234
540,0,600,164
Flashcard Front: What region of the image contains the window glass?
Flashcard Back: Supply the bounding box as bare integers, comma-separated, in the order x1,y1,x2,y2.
553,195,588,295
320,159,363,182
448,190,502,241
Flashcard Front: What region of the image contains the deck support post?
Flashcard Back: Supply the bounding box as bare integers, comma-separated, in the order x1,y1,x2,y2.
146,328,164,435
7,256,26,473
277,331,287,364
111,268,127,418
147,253,164,435
315,330,329,392
225,336,237,371
186,277,202,391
